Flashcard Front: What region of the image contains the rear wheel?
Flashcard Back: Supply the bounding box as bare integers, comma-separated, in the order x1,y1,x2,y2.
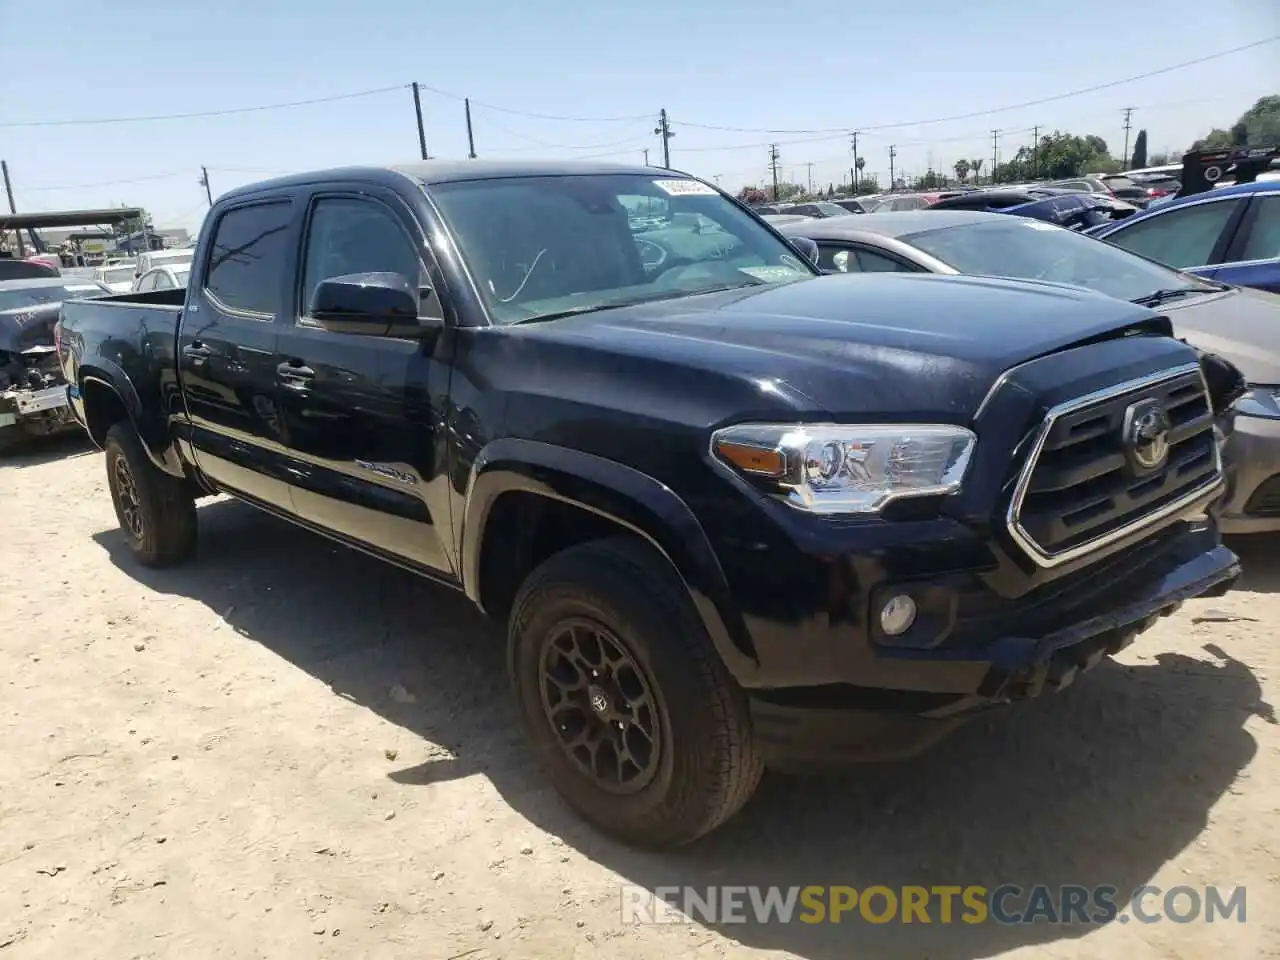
104,422,197,567
509,537,762,848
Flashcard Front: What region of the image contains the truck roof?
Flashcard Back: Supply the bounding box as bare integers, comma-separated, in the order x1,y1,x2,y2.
219,159,685,204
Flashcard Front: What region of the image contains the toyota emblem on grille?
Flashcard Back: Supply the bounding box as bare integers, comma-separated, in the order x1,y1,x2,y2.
1123,398,1172,473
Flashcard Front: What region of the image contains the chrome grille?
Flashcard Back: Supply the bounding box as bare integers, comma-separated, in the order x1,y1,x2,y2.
1007,363,1222,567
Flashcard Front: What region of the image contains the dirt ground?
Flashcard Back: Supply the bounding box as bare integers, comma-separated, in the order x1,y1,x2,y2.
1,435,1277,960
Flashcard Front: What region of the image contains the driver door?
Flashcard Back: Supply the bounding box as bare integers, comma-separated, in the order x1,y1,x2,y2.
273,188,457,576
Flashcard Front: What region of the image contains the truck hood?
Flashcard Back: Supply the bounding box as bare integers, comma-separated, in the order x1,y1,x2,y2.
0,302,61,355
1161,285,1280,385
529,273,1169,418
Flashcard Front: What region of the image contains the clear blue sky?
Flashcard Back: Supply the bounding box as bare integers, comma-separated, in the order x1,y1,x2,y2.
0,0,1275,231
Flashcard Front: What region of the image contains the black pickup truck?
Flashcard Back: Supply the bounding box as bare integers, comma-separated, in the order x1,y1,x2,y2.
58,160,1242,848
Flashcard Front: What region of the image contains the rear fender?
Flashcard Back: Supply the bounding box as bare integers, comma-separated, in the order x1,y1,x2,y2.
78,363,181,476
461,437,759,682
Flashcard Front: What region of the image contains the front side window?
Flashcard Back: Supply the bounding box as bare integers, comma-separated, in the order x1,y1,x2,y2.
903,218,1219,302
820,244,917,274
299,197,437,320
1104,199,1241,269
428,173,813,324
205,201,293,314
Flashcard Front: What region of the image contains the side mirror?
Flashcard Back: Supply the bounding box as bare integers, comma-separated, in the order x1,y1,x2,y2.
788,235,820,267
309,272,440,339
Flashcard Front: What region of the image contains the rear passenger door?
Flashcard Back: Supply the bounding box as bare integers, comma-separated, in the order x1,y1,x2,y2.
178,196,298,511
273,189,457,576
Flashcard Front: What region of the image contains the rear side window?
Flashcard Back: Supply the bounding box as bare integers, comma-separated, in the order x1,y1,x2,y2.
1106,199,1241,269
1240,195,1280,261
205,201,293,314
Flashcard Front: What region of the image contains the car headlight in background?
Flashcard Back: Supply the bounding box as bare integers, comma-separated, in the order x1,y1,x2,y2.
1234,386,1280,419
711,422,976,514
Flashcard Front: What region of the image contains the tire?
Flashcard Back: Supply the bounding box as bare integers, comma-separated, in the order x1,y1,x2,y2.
103,422,197,567
509,537,763,848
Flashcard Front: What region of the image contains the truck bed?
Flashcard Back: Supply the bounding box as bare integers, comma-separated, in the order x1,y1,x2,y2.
58,286,188,461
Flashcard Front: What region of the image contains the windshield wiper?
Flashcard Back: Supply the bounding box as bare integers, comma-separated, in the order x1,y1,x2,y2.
1131,287,1206,307
508,281,768,325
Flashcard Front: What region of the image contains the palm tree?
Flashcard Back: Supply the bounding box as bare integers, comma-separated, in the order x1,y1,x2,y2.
970,158,985,185
953,159,970,183
854,156,866,191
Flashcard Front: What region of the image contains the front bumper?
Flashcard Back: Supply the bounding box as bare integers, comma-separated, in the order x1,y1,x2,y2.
1219,412,1280,534
747,524,1239,768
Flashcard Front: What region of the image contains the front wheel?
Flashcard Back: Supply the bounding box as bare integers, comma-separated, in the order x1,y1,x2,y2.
104,422,197,567
509,538,762,849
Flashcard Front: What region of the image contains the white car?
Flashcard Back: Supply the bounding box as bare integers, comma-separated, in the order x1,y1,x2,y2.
132,263,190,293
133,248,194,280
92,263,139,293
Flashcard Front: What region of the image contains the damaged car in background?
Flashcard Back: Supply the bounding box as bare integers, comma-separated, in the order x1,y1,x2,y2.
0,277,112,453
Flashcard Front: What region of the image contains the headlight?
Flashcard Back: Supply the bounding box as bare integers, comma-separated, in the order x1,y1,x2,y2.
710,422,976,514
1234,386,1280,419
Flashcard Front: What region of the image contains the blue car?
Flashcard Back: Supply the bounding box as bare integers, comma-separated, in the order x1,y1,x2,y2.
929,188,1140,232
1092,179,1280,294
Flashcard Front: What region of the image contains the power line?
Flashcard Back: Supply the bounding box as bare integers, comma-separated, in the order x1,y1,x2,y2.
0,85,407,128
669,37,1278,135
18,170,190,191
414,83,650,124
473,111,650,152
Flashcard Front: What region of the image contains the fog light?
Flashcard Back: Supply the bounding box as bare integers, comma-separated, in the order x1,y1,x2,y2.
879,594,917,636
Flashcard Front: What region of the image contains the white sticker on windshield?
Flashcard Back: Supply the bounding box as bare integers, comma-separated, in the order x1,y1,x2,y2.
652,179,718,197
64,284,102,291
1021,221,1060,231
740,265,803,282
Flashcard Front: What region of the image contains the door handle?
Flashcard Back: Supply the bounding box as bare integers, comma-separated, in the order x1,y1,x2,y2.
276,360,315,381
182,341,212,360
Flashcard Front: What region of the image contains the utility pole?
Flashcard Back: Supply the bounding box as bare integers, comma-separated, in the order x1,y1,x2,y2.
768,144,781,201
411,82,429,160
1031,125,1039,180
198,166,213,205
1122,107,1134,170
888,145,896,190
991,129,1001,184
465,98,477,159
642,148,649,165
2,160,16,214
805,162,814,196
1,160,22,257
850,131,859,192
654,109,674,168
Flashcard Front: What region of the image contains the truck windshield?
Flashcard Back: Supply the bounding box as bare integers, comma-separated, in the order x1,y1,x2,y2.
902,219,1221,304
429,173,815,324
